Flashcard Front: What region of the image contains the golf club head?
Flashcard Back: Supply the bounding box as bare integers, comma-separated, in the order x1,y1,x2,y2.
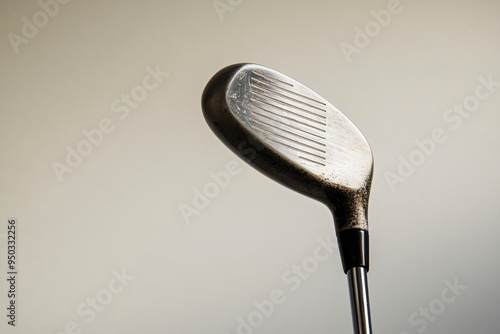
202,63,373,272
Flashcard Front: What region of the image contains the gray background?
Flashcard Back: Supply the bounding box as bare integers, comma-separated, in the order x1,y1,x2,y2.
1,0,499,333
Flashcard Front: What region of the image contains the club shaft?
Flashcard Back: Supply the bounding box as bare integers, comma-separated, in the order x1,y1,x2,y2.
347,267,373,334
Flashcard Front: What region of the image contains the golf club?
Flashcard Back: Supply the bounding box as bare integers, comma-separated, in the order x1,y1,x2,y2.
201,63,374,334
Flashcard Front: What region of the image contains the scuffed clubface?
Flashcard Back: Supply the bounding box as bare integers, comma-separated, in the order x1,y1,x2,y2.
226,65,372,190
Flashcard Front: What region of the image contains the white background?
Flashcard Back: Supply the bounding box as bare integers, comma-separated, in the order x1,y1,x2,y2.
1,1,499,333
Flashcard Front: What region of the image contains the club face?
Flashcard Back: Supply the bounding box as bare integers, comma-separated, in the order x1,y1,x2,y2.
202,64,373,232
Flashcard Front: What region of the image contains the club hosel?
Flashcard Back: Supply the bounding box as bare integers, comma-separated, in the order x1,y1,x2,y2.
325,187,369,232
325,190,370,273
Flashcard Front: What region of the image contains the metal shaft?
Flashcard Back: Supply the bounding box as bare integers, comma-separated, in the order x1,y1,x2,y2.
347,267,373,334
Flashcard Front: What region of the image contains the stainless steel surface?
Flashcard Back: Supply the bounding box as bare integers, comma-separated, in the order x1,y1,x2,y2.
347,267,373,334
227,65,372,193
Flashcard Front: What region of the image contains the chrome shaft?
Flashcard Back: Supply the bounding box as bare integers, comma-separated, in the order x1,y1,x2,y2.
347,267,373,334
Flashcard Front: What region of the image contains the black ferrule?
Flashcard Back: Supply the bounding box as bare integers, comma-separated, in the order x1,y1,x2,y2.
337,229,369,273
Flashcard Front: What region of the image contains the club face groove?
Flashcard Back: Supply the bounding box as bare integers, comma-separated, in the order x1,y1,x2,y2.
202,63,373,233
